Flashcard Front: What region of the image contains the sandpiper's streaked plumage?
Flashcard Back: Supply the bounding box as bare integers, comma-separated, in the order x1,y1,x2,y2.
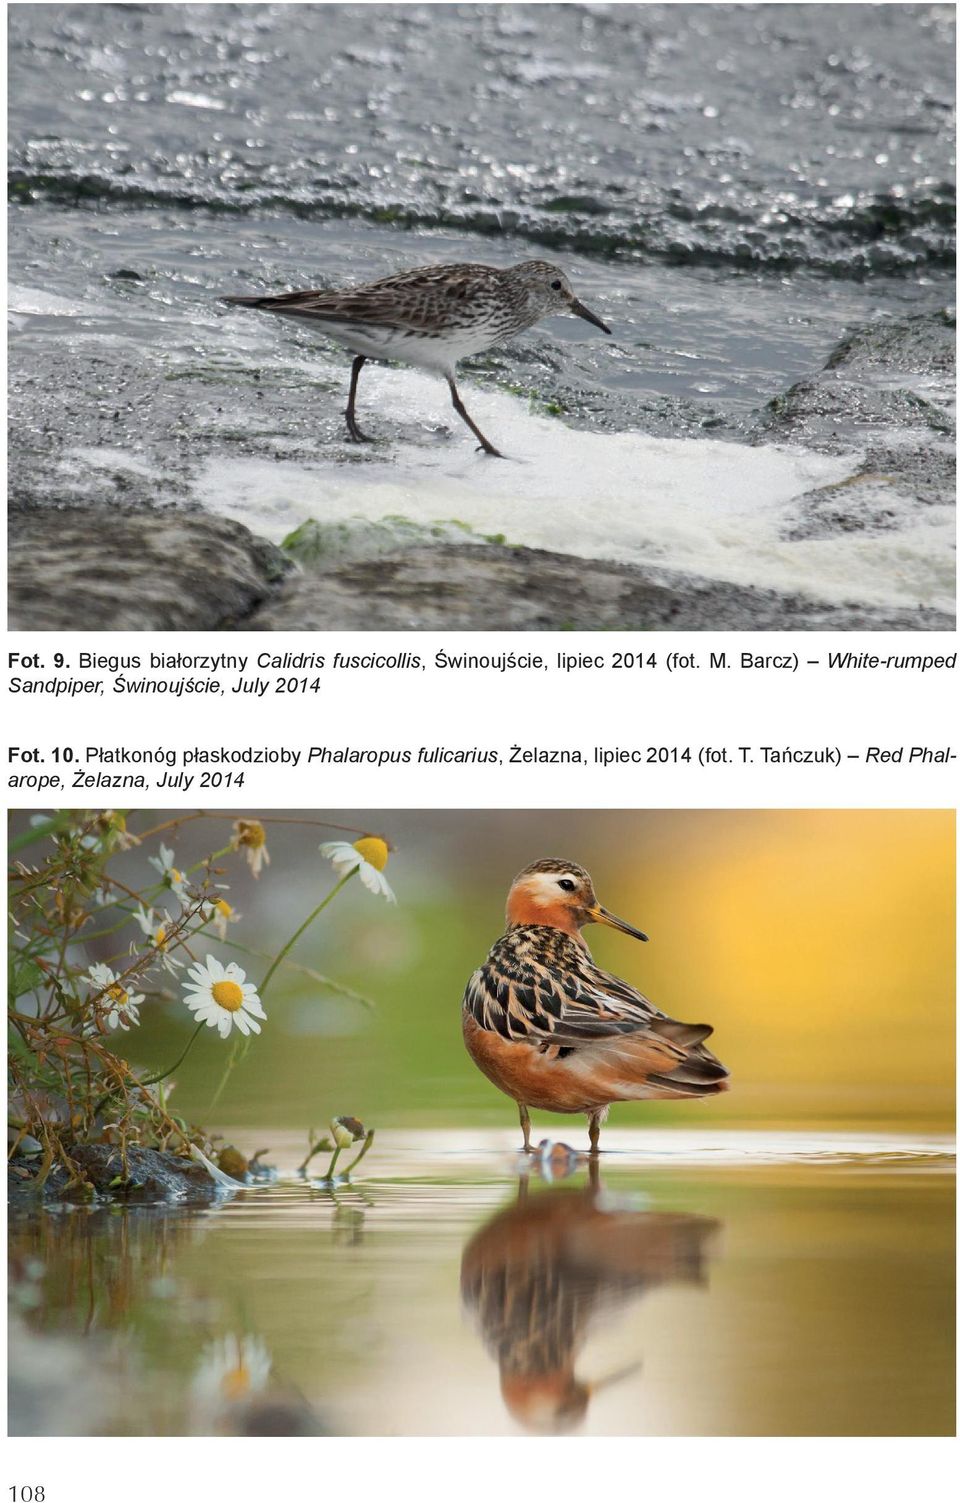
222,260,611,456
462,858,729,1154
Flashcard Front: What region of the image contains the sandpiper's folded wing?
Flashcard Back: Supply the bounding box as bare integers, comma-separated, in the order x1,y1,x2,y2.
222,264,500,333
464,928,725,1082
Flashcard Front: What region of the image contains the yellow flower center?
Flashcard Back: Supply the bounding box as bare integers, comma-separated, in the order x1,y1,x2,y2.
212,980,244,1012
107,984,128,1007
236,821,266,849
170,868,183,885
154,925,166,949
215,899,233,919
353,836,389,871
221,1365,251,1401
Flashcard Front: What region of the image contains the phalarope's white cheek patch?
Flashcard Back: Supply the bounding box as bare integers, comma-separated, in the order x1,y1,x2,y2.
190,364,951,614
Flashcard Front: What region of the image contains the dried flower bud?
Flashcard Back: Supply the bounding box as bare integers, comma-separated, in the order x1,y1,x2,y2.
330,1115,365,1148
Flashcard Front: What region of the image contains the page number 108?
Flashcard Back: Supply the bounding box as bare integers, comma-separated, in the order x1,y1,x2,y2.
10,1489,45,1501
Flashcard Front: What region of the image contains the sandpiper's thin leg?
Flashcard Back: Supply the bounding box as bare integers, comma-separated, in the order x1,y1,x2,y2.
447,376,503,458
518,1103,532,1153
345,355,371,442
588,1111,602,1157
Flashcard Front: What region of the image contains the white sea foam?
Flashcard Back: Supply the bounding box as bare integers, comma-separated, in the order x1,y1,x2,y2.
8,283,112,319
192,364,954,612
66,447,162,480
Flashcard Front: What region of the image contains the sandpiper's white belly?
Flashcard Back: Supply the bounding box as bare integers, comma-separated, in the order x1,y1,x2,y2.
272,313,501,372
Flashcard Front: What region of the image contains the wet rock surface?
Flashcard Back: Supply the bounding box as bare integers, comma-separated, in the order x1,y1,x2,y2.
759,309,956,549
9,502,292,631
9,1144,220,1205
760,309,955,446
249,541,951,633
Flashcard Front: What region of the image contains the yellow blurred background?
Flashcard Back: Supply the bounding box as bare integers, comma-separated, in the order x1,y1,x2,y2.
42,806,952,1135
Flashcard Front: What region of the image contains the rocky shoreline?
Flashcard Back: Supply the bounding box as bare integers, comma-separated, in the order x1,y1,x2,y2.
9,499,952,633
9,1144,222,1206
9,311,955,632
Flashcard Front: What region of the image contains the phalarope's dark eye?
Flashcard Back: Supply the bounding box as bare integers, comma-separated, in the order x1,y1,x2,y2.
557,878,576,892
550,280,562,291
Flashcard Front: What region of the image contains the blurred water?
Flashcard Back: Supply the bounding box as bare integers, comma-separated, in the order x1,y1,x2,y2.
8,1132,955,1437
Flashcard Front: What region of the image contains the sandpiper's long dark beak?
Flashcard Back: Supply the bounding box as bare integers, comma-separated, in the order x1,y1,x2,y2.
586,904,649,942
569,297,611,334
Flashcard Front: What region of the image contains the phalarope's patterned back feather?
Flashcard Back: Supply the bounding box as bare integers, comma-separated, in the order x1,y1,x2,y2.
465,925,718,1056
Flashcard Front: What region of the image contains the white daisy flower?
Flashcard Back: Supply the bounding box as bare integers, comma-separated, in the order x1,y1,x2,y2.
319,836,396,903
86,963,144,1031
231,820,270,879
181,955,266,1039
132,904,161,941
131,905,182,972
148,843,189,901
203,896,240,943
192,1334,272,1408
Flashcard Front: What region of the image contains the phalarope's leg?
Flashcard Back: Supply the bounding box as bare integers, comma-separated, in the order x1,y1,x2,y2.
518,1103,532,1153
447,375,503,457
346,355,372,442
588,1111,603,1157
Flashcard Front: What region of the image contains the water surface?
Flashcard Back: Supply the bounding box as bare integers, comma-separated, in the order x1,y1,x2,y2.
9,1131,954,1436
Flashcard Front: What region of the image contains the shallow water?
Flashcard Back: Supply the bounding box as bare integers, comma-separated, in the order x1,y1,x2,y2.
9,1131,955,1437
8,4,956,622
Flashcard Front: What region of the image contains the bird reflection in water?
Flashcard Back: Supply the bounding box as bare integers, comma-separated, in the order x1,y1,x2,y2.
460,1153,720,1433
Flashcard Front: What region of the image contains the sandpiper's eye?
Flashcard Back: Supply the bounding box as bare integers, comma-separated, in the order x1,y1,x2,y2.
550,280,562,291
557,878,576,892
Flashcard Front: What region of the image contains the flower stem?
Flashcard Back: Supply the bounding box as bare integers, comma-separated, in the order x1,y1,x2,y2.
259,869,358,1000
296,1136,333,1175
186,843,234,877
138,1018,206,1089
93,1019,205,1117
324,1144,344,1181
208,1033,242,1113
343,1128,375,1178
209,868,357,1113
